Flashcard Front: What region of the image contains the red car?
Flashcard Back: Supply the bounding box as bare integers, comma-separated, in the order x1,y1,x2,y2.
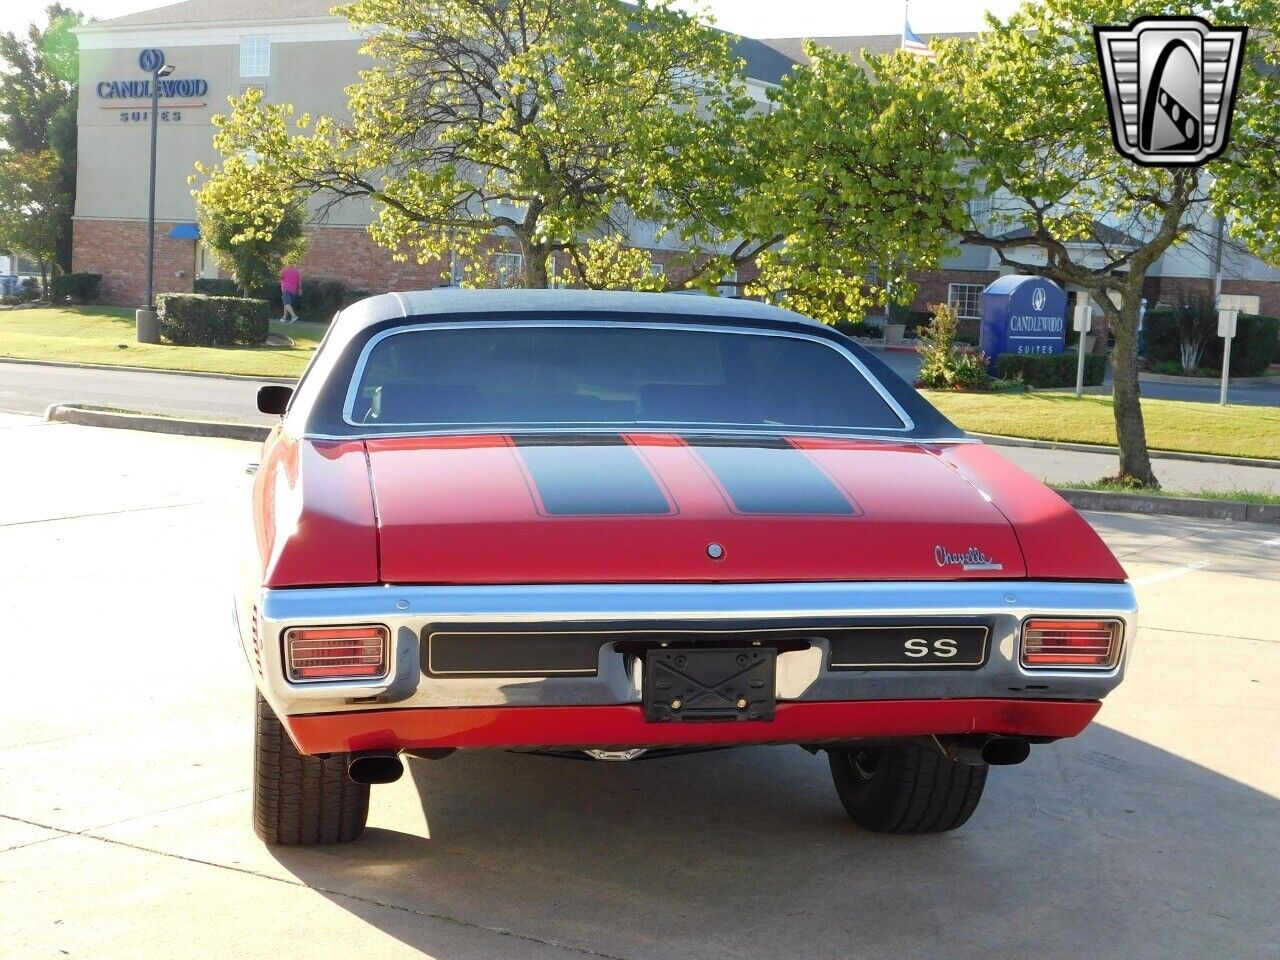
239,289,1134,845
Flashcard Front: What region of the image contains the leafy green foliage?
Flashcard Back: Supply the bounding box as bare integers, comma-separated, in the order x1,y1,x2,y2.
157,293,270,346
196,193,310,292
195,275,371,320
916,303,992,390
0,5,83,272
1144,309,1279,376
51,271,101,302
194,0,752,290
996,353,1108,388
0,149,68,288
870,0,1280,486
738,44,970,322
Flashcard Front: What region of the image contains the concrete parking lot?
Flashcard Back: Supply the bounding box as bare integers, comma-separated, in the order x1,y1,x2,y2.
1,413,1277,960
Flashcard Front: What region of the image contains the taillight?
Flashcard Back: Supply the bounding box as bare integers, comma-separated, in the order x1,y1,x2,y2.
285,625,389,682
1021,619,1122,670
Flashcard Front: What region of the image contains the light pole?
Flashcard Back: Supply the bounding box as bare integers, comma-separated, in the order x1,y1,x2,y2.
136,59,175,344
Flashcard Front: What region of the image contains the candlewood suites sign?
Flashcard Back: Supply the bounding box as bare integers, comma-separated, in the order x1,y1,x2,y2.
96,49,210,123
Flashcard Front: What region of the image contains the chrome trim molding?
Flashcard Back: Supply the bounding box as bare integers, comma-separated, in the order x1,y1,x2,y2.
338,319,915,434
243,580,1137,718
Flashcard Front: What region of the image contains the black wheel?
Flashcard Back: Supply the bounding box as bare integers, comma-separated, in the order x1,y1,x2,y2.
827,742,988,834
253,692,369,845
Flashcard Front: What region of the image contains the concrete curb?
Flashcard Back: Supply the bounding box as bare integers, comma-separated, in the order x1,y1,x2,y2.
1054,487,1280,526
3,356,296,384
40,404,1280,526
45,404,271,442
972,432,1280,471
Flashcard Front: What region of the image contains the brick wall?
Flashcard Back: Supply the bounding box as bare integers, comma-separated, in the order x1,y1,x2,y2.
73,219,197,306
1143,275,1280,317
907,269,1001,312
74,219,761,305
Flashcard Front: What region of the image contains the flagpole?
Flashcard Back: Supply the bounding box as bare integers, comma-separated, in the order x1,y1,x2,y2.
902,0,908,50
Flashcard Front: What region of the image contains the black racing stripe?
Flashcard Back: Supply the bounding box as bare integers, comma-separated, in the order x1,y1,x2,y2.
693,443,857,515
514,437,670,516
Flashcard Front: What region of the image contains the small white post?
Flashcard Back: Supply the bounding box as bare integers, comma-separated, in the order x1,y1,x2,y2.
1073,302,1093,398
1217,294,1260,407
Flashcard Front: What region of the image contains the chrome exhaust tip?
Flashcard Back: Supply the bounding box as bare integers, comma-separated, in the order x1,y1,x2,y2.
980,736,1031,766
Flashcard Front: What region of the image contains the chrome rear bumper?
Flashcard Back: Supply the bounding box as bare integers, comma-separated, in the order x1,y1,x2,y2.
239,580,1137,720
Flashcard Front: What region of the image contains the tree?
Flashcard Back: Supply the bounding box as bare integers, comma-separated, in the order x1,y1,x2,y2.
873,0,1280,487
195,0,755,290
196,164,311,292
0,149,68,289
737,44,972,321
0,5,83,272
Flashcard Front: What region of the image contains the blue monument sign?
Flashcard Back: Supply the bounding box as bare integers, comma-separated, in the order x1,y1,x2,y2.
979,275,1067,371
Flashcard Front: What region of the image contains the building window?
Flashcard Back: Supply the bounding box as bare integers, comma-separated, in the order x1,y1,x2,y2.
240,36,270,78
492,253,524,288
717,269,739,299
948,282,984,320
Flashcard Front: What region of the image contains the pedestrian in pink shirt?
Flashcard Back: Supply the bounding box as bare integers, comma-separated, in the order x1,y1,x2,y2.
280,263,302,324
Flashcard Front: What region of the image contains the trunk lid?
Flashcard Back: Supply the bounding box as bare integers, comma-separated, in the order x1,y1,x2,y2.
365,434,1026,584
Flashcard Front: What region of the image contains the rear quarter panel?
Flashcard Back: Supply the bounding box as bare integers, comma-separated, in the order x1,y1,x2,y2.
937,444,1128,582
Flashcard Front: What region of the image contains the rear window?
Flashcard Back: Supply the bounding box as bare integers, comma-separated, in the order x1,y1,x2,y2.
345,323,906,433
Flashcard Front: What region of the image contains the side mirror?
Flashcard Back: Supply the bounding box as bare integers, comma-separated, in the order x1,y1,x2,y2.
257,384,294,416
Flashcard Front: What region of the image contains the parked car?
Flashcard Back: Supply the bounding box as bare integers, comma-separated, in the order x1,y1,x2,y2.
239,289,1135,845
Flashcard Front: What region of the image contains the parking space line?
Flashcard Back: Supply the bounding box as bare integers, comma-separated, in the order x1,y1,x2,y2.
1133,560,1213,587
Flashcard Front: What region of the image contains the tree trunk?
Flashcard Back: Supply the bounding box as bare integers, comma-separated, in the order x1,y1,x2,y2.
1110,292,1158,488
520,238,550,288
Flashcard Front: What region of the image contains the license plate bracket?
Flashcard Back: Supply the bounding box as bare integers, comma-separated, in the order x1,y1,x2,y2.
643,647,776,723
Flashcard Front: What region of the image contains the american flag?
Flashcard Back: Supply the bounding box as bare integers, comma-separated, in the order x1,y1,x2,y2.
902,15,936,59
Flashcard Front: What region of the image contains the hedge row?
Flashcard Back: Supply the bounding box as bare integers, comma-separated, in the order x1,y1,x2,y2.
194,276,373,322
1144,308,1279,376
157,293,270,346
51,272,102,303
996,352,1107,388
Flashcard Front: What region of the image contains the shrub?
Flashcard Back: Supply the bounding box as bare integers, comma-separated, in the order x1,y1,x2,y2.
17,277,41,302
917,302,991,390
1145,306,1278,376
157,293,270,346
193,277,241,297
1225,314,1279,376
51,272,102,303
829,317,883,339
996,352,1107,388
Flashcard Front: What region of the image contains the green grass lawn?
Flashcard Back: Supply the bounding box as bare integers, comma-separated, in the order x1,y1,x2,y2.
925,390,1280,461
0,306,325,378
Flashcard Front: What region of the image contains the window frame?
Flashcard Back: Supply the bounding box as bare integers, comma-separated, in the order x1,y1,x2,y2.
239,36,271,78
338,319,914,435
947,282,985,321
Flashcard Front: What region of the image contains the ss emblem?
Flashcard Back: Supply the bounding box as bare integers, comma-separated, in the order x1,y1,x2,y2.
904,637,959,659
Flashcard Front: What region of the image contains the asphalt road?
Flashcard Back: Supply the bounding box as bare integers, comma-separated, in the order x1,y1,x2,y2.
2,414,1277,960
0,360,279,425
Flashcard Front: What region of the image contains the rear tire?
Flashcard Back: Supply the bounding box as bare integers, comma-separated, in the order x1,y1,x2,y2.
827,742,987,834
253,692,369,845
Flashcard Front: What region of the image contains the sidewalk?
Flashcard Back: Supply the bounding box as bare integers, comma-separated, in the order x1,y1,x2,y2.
993,442,1280,495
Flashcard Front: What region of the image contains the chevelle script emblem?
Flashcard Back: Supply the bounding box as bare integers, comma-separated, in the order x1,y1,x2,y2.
935,545,1004,572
